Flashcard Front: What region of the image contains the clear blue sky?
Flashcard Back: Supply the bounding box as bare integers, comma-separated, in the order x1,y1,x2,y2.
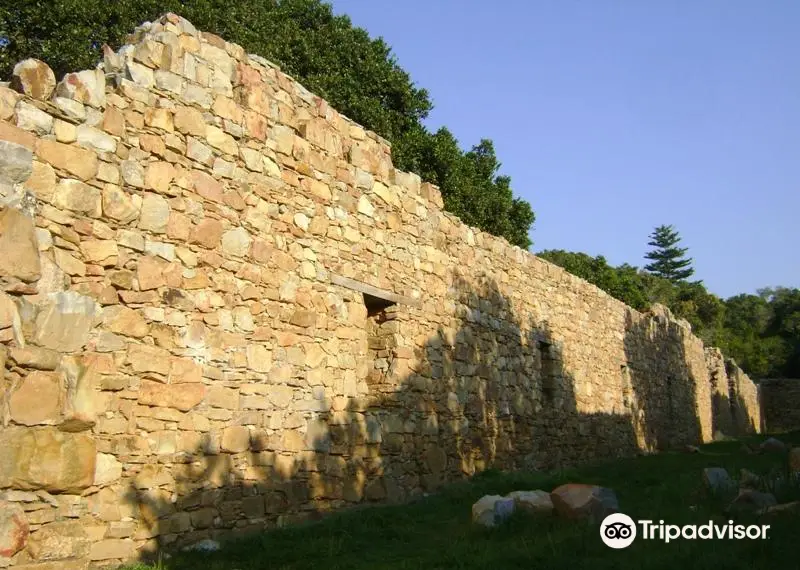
330,0,799,299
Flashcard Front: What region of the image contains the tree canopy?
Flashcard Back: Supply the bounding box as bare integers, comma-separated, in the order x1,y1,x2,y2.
644,225,695,283
0,0,535,248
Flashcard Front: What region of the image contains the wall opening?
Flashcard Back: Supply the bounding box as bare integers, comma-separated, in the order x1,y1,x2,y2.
538,341,557,402
363,293,398,390
363,292,396,318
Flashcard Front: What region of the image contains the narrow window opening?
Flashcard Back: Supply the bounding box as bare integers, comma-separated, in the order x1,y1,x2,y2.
538,341,557,402
363,292,396,319
363,293,397,389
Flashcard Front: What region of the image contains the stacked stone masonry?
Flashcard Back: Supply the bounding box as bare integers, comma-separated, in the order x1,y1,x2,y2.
760,379,800,433
0,14,761,568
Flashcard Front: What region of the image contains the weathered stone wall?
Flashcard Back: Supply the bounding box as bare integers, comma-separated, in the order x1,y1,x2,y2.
0,14,761,568
760,379,800,433
705,348,761,436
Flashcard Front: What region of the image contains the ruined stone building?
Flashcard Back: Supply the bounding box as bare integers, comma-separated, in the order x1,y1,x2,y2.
0,14,761,568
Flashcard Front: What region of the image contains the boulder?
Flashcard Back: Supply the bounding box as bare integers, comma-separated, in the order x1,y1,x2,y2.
550,484,619,523
702,467,734,494
472,494,505,527
493,498,516,524
760,437,786,453
758,501,800,517
11,59,56,100
727,489,777,514
0,501,28,558
507,490,554,514
182,539,220,552
739,469,762,489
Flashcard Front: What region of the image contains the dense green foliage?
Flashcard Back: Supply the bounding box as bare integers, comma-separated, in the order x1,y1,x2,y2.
539,248,800,379
126,433,800,570
644,224,695,282
0,0,534,247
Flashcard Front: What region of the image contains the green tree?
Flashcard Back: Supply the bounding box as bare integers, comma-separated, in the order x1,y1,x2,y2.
643,225,695,283
0,0,535,248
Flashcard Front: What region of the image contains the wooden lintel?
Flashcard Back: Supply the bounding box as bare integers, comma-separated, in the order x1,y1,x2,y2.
330,274,421,307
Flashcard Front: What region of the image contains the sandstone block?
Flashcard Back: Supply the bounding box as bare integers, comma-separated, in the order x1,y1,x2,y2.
102,184,140,222
550,484,619,523
221,426,250,453
53,179,102,217
174,106,206,136
25,520,88,560
0,501,28,558
35,139,98,180
138,380,205,411
33,291,100,352
0,206,41,282
9,371,61,426
11,59,56,100
189,218,224,248
246,344,271,372
8,346,61,370
89,538,135,561
221,226,251,257
136,255,167,291
0,427,96,493
103,305,149,338
138,193,170,233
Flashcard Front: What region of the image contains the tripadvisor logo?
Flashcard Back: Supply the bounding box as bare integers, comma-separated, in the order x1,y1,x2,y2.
600,514,770,549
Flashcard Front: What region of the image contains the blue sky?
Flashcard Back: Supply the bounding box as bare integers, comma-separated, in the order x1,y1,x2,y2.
330,0,799,299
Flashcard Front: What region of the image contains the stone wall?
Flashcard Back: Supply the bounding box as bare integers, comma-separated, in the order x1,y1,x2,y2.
705,348,762,436
760,379,800,433
0,14,761,569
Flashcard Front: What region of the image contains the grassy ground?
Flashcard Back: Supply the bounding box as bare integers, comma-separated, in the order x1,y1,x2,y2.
125,432,800,570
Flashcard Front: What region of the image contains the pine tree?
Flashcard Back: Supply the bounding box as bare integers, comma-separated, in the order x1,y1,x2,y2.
644,225,695,283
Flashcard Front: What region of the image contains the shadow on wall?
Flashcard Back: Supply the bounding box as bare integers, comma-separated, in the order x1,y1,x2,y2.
128,275,702,560
622,307,702,452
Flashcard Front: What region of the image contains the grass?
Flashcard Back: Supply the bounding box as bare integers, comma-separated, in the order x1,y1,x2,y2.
125,432,800,570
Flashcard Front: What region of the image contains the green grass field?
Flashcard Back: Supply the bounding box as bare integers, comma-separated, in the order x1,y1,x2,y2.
125,432,800,570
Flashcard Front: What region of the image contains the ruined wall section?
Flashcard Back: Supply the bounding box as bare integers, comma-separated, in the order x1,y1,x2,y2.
0,14,761,568
760,379,800,433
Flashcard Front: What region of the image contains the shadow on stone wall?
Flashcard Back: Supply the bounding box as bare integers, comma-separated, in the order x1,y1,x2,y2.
622,308,702,451
126,276,690,561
